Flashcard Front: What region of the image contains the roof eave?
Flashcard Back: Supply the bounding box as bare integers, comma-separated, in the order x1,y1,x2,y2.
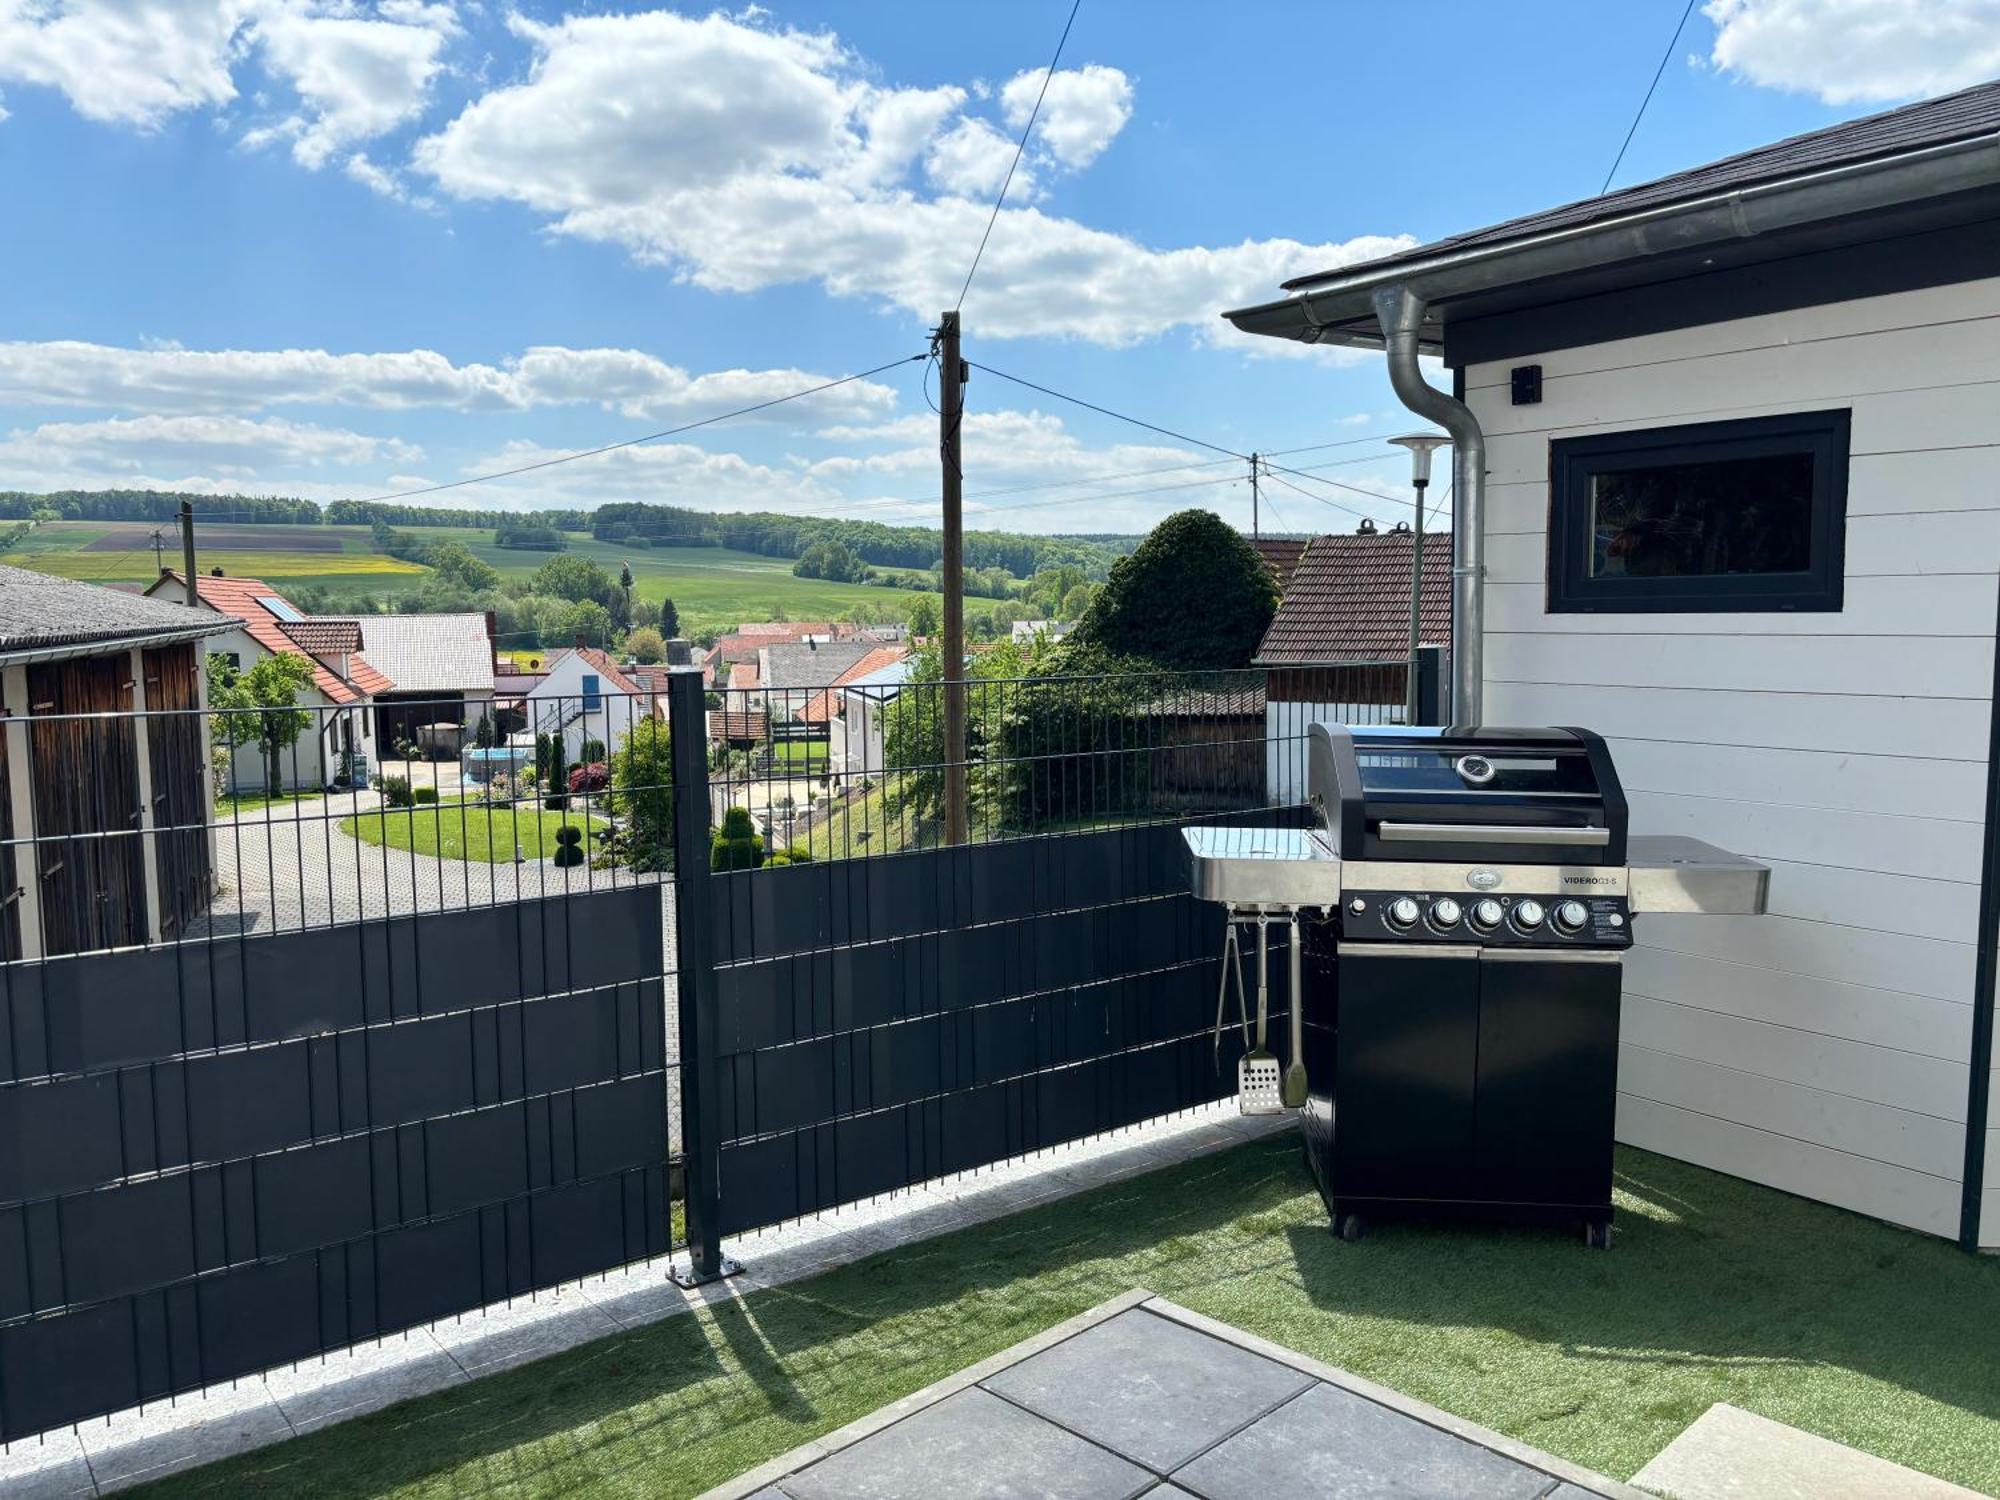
1222,130,2000,350
0,616,240,668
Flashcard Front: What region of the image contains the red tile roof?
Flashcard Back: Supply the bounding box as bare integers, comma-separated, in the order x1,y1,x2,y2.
150,572,391,702
1251,537,1310,592
569,645,648,701
1254,531,1452,665
279,618,362,655
801,644,909,722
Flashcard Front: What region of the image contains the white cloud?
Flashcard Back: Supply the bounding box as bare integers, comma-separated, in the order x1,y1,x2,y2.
1000,64,1132,170
449,437,843,512
0,0,251,128
0,413,420,480
0,339,901,423
0,0,455,167
807,408,1199,487
924,115,1026,199
1704,0,2000,103
252,0,452,167
412,10,1408,346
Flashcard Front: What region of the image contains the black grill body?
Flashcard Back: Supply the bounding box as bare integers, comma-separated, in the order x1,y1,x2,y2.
1301,725,1633,1246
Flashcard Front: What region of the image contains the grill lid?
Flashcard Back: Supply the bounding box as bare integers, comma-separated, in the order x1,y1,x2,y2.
1309,724,1628,866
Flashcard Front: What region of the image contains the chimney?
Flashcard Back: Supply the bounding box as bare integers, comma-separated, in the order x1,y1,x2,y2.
485,609,498,677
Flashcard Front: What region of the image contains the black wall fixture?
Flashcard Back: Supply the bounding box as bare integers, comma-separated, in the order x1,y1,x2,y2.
1510,365,1543,405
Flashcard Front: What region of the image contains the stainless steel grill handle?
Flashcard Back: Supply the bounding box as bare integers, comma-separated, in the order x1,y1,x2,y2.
1376,821,1611,847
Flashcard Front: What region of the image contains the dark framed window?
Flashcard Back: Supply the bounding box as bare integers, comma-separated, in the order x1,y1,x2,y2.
1548,409,1849,613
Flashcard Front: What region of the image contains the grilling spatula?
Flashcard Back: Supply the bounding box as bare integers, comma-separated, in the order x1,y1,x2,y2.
1238,916,1284,1115
1281,913,1308,1108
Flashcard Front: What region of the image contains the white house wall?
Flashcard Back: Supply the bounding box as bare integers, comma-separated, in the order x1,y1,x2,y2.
1460,274,2000,1244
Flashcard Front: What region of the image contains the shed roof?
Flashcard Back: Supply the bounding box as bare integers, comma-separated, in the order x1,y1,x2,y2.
1255,531,1451,665
0,565,239,661
802,645,910,722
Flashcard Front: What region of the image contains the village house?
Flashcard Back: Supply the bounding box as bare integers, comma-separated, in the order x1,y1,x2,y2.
1225,77,2000,1249
0,566,236,956
525,645,656,765
332,611,497,753
145,571,389,792
1254,528,1452,799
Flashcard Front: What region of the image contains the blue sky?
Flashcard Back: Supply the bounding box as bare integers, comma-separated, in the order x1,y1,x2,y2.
0,0,1993,534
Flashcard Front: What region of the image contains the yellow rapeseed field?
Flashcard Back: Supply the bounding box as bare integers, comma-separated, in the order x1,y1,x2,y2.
1,550,426,581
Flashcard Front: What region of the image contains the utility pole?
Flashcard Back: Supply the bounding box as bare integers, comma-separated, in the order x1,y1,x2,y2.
178,500,199,608
937,310,968,845
1249,452,1261,541
150,528,166,573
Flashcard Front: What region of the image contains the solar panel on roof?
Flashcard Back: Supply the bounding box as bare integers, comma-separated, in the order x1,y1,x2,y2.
258,596,303,622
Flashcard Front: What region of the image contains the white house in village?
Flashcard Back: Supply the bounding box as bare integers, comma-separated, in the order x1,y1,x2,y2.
523,646,655,764
146,571,386,792
1226,79,2000,1249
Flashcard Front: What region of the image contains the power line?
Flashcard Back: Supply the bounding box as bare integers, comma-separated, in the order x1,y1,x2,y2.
956,0,1083,311
1600,0,1698,194
334,355,928,506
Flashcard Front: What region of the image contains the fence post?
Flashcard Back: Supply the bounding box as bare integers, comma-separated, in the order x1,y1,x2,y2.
667,667,737,1285
1415,646,1447,727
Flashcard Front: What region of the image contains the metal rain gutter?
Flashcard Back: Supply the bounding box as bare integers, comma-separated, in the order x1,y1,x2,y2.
1225,129,2000,345
1373,285,1484,728
0,621,234,669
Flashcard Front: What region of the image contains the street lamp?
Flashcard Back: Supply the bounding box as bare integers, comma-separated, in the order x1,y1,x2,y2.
1388,432,1451,725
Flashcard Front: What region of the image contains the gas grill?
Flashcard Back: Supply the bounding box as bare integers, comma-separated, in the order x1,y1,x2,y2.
1186,723,1768,1248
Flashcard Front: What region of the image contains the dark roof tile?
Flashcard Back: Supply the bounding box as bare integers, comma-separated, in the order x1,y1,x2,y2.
1255,531,1451,665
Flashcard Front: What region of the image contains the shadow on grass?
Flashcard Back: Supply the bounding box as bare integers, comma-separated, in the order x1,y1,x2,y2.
134,1138,2000,1499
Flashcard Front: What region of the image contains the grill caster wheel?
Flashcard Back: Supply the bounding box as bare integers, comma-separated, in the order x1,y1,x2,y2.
1334,1212,1367,1243
1583,1221,1612,1251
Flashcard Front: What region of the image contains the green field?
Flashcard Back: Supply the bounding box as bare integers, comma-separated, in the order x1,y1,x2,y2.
0,520,938,635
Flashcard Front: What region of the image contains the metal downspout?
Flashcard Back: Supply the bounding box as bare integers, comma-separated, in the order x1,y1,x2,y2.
1373,284,1486,728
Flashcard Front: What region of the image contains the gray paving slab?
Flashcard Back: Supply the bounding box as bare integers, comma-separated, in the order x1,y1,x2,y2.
1172,1381,1552,1500
76,1393,295,1494
779,1388,1153,1500
0,1431,96,1500
982,1308,1312,1472
1631,1402,1983,1499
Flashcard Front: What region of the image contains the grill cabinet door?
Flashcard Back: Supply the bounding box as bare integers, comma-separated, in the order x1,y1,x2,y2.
1473,949,1621,1210
1333,944,1479,1202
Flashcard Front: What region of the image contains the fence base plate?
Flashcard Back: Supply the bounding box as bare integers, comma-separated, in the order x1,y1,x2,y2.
672,1255,743,1289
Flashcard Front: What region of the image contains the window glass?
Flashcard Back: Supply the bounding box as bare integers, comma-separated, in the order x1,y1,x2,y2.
1549,410,1848,613
1589,452,1814,579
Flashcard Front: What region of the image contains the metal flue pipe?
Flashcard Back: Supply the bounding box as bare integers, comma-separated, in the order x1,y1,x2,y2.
1373,285,1486,727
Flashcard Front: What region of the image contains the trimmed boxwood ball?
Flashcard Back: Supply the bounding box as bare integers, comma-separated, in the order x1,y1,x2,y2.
711,805,764,870
551,823,586,867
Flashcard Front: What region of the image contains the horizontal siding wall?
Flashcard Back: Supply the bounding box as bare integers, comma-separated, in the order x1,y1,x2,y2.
1462,276,2000,1243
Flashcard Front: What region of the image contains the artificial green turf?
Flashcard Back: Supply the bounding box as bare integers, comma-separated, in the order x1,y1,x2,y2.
135,1140,2000,1499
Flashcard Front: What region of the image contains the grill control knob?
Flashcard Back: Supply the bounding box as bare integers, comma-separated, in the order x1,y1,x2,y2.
1386,897,1420,930
1554,900,1590,934
1469,898,1504,931
1428,898,1462,928
1512,899,1546,932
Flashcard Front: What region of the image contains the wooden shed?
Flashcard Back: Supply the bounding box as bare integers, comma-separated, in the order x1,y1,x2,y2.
0,567,238,958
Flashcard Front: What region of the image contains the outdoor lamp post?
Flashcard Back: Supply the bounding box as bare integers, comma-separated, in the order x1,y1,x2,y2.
1388,432,1451,725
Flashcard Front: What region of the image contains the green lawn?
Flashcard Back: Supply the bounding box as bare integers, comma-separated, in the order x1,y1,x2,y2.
341,795,605,863
133,1141,2000,1499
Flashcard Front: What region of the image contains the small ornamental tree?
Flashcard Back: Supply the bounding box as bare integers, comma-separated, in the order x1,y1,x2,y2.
206,651,318,797
625,626,666,663
1066,509,1276,669
610,718,673,871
